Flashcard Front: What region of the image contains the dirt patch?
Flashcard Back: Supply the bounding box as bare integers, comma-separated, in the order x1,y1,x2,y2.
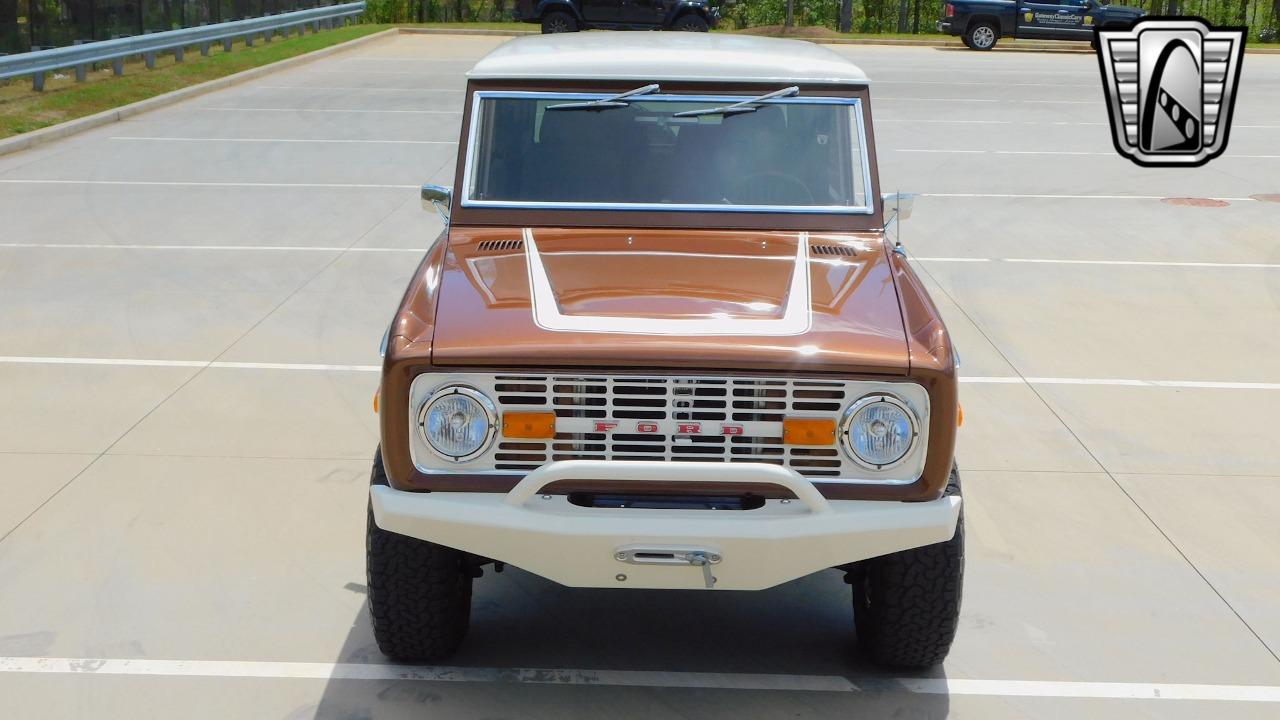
1250,194,1280,203
1161,197,1230,208
737,25,847,39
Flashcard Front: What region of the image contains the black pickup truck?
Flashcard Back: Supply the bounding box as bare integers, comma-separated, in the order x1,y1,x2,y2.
938,0,1143,50
515,0,720,33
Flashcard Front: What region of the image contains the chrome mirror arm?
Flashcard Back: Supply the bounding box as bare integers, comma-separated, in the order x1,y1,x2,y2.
421,184,452,223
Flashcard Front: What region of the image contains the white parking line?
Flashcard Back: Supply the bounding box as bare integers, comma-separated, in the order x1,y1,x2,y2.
922,192,1259,201
897,148,1278,158
914,257,1280,269
895,149,1112,156
877,80,1094,87
2,245,1273,268
0,357,379,372
2,657,1279,702
260,85,464,92
202,107,462,114
0,243,423,252
0,357,1274,389
962,376,1280,390
877,98,1094,104
0,180,419,189
109,136,456,145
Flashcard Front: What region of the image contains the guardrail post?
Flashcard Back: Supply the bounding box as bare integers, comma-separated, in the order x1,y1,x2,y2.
174,46,184,62
144,51,156,69
222,38,233,52
201,42,210,56
33,72,45,92
245,33,254,47
264,29,273,44
76,64,87,82
112,57,124,76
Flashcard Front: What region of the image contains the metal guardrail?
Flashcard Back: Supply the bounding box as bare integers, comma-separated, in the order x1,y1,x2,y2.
0,2,367,92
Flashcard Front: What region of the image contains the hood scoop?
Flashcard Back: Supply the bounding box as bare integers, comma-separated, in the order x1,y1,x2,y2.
522,228,812,337
476,239,524,253
811,244,857,257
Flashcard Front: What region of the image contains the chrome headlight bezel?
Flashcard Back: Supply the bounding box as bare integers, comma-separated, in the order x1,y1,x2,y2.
839,393,921,471
416,384,497,463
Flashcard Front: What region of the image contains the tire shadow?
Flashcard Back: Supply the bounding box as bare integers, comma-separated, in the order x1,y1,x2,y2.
310,567,951,719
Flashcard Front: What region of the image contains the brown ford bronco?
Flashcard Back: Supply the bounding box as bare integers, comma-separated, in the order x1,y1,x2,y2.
368,32,964,669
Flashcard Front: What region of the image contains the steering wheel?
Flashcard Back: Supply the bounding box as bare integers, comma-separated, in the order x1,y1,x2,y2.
727,171,815,206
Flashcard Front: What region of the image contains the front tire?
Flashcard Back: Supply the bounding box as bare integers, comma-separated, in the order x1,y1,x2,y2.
851,467,964,669
541,11,578,33
367,451,473,662
672,14,709,32
965,22,999,51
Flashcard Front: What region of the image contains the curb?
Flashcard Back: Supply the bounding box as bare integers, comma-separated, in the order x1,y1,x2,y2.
399,27,538,37
0,27,400,158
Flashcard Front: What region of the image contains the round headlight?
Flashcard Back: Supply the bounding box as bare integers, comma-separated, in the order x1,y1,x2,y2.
418,386,496,462
841,395,919,469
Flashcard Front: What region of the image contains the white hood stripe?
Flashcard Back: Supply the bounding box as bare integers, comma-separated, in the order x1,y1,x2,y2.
522,228,813,337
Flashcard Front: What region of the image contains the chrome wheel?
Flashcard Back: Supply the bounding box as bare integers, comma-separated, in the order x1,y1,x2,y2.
971,26,995,49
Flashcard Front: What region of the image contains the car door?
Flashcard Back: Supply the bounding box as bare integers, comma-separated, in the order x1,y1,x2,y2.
620,0,665,25
1019,0,1091,39
580,0,621,24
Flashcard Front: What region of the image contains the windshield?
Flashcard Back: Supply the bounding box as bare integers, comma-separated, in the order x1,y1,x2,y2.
462,92,872,214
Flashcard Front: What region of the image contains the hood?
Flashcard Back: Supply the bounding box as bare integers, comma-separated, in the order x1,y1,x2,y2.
428,227,909,374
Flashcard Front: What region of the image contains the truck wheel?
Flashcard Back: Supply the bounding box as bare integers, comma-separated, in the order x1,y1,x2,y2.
672,14,709,32
541,11,578,33
851,466,964,669
965,22,999,51
367,451,473,662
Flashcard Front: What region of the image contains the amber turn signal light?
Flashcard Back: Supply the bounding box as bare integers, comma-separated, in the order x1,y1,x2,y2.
372,388,380,414
783,418,837,446
503,412,557,439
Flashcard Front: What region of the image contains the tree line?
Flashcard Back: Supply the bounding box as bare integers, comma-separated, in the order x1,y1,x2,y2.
363,0,1278,38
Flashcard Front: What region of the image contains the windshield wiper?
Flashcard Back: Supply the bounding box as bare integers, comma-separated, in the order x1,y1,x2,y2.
547,84,661,111
672,86,801,118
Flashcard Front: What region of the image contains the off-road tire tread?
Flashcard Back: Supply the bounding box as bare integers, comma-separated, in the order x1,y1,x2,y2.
853,466,964,669
366,450,472,662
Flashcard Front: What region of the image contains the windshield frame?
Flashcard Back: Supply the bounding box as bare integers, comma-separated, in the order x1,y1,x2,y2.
459,90,875,216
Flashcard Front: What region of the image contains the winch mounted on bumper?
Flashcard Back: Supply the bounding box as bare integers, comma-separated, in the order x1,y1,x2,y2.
370,459,961,591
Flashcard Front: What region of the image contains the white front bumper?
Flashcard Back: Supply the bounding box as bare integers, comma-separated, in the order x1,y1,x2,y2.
370,460,960,591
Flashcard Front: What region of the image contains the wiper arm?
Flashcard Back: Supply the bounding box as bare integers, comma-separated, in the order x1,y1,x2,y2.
672,86,800,118
547,83,661,111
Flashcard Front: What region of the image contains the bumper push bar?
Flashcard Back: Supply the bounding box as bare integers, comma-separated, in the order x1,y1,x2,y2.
371,460,960,591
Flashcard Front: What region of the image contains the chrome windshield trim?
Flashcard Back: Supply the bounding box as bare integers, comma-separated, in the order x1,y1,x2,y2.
461,91,874,216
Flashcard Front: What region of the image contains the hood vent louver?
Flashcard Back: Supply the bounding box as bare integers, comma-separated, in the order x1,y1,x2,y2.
476,239,525,253
811,244,857,257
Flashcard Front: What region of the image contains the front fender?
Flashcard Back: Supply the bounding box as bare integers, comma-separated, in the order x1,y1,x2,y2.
537,0,583,21
663,1,710,26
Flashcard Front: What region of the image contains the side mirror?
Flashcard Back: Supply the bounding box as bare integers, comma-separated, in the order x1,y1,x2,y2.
421,184,452,222
881,192,914,222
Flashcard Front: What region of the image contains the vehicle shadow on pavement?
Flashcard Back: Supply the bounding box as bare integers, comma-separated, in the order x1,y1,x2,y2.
310,568,951,719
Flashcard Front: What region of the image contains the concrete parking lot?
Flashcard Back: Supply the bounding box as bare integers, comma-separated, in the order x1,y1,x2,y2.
1,32,1278,719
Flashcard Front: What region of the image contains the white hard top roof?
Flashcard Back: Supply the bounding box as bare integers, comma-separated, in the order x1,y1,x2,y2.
467,32,869,85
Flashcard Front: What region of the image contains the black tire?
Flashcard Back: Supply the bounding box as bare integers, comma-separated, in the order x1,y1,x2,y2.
961,33,973,49
851,466,964,669
366,450,473,662
964,21,999,51
541,11,578,33
672,14,709,32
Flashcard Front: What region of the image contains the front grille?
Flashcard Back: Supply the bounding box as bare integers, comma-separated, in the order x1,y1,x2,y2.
409,373,930,485
491,375,852,477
